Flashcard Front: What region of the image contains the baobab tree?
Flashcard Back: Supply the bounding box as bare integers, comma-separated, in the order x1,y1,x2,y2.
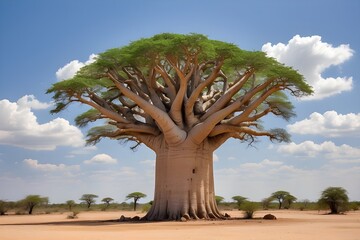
48,33,312,220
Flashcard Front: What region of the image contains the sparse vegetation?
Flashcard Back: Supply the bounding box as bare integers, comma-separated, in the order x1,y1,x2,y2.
0,200,15,215
215,196,225,205
67,211,80,219
241,201,258,219
0,190,357,216
141,203,152,213
232,196,247,209
261,197,272,210
66,200,76,211
298,199,310,211
101,197,114,210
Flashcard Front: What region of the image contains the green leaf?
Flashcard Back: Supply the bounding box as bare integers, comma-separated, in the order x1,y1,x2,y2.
75,109,101,127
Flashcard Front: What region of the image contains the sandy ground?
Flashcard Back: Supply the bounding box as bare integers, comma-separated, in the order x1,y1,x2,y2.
1,210,359,240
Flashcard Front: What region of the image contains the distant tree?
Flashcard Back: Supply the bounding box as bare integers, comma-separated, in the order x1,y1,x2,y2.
66,200,76,211
126,192,147,211
0,200,8,215
283,194,297,209
215,196,224,205
102,197,114,208
20,195,48,214
299,199,310,211
270,191,296,209
261,197,272,210
80,194,98,209
318,187,349,214
232,196,247,209
0,200,14,215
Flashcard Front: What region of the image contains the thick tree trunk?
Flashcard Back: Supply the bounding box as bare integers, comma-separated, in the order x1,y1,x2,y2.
329,202,338,214
28,205,35,215
144,139,223,221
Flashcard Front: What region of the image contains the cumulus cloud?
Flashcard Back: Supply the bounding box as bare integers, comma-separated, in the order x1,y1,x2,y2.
24,159,80,172
16,95,52,110
288,111,360,137
216,158,306,180
83,153,118,164
240,159,283,169
56,54,97,81
0,96,84,150
262,35,354,100
278,141,360,159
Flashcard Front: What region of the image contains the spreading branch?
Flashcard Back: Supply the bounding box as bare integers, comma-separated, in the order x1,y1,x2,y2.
47,33,312,150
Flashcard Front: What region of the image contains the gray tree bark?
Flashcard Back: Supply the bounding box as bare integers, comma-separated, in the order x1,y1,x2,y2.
144,138,223,220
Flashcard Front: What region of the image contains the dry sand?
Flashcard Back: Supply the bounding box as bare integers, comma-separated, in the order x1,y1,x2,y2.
1,210,359,240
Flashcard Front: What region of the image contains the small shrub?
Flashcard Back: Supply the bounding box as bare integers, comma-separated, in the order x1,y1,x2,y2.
0,200,11,215
241,202,258,219
349,202,359,211
15,211,27,215
67,211,80,219
141,204,151,213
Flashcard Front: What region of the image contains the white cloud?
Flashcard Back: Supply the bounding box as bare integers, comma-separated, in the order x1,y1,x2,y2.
56,54,97,81
118,167,137,177
288,111,360,137
331,159,360,164
140,159,155,167
262,35,354,100
68,146,97,156
89,167,137,180
0,96,85,150
16,95,52,110
278,140,360,159
240,158,283,169
84,153,117,164
24,158,80,172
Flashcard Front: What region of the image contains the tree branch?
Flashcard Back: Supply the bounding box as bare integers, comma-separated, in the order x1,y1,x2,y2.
112,122,160,136
154,65,176,101
188,79,279,144
77,94,130,124
208,132,244,151
228,86,282,125
185,60,224,127
107,70,187,145
169,64,195,128
200,69,254,121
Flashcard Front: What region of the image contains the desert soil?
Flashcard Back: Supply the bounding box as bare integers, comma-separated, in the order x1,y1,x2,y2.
1,210,359,240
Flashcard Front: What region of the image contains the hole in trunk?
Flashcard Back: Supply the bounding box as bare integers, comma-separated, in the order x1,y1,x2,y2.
192,169,196,174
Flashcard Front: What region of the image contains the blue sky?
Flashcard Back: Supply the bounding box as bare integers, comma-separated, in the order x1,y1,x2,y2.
1,0,359,204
